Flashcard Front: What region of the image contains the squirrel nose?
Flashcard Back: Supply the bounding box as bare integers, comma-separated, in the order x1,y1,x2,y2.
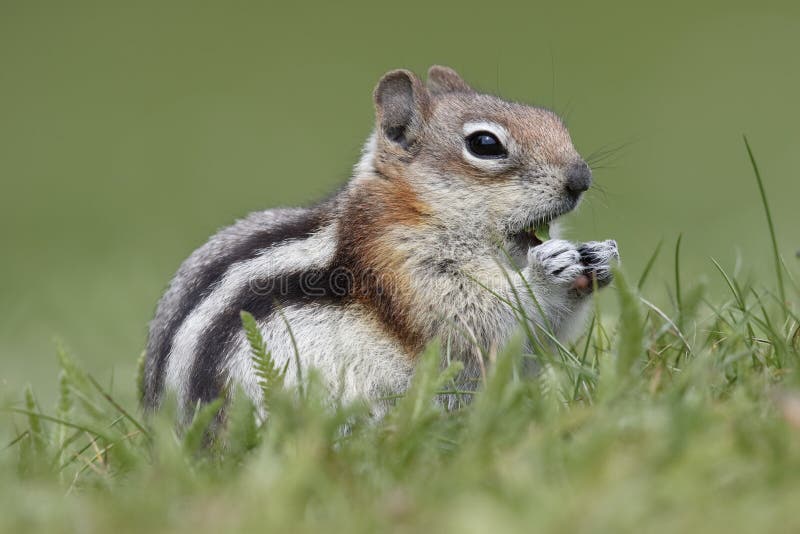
565,160,592,195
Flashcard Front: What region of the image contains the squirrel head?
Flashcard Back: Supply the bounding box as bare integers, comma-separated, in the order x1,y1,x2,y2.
364,65,591,253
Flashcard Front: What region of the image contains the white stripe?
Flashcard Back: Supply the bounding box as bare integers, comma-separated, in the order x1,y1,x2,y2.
164,221,338,406
226,303,413,419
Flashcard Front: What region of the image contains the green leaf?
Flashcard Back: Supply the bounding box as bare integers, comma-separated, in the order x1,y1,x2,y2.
241,310,287,410
614,268,645,381
224,391,262,463
182,398,225,456
24,385,48,459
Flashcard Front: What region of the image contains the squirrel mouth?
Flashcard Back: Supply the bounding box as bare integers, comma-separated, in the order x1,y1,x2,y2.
510,222,550,250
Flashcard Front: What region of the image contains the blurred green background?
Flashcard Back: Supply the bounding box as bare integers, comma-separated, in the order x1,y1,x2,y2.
2,0,798,402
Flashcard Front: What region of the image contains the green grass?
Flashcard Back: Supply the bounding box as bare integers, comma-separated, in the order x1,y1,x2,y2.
2,152,800,534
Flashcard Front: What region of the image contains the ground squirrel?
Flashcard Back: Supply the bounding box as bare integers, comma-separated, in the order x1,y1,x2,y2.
143,65,619,422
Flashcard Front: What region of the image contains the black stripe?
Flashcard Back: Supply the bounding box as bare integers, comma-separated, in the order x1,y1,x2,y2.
188,265,354,403
144,209,325,408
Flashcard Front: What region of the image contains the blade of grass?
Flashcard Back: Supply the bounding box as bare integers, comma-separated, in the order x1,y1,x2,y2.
639,297,693,355
4,430,30,450
711,258,757,356
711,258,745,309
743,135,785,308
638,238,663,290
273,303,304,398
6,409,115,442
183,398,224,455
86,374,151,441
614,268,645,381
573,316,597,401
674,233,683,320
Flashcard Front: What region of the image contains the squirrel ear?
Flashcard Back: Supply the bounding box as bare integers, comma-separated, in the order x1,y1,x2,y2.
427,65,473,95
373,69,428,149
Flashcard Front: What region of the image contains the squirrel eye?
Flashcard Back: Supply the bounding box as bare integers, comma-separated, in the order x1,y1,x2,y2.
465,131,507,159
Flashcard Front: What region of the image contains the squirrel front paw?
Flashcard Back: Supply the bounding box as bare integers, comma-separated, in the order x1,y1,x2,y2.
577,240,619,292
527,240,586,287
528,239,619,295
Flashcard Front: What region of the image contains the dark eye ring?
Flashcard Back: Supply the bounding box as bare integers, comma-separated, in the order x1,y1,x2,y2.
465,131,508,159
